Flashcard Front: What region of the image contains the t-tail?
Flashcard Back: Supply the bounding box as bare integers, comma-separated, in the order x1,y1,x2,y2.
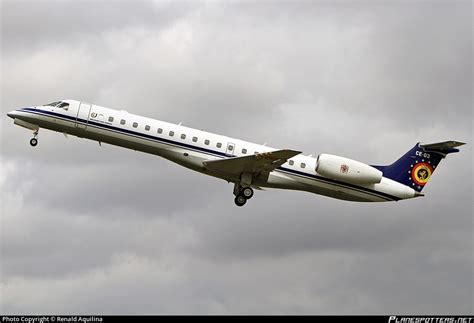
373,141,465,193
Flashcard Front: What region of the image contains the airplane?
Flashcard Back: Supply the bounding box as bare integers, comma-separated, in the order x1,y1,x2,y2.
7,99,465,207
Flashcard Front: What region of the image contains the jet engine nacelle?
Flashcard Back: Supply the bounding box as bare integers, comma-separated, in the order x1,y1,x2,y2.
316,154,383,185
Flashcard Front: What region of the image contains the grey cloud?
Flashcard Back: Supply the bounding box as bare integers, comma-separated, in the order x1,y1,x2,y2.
1,0,472,315
1,1,198,54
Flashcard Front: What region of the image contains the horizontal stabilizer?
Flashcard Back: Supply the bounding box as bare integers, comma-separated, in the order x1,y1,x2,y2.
420,141,465,151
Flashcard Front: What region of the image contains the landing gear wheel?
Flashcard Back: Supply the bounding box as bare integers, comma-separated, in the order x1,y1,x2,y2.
30,138,38,147
242,187,254,199
234,195,247,207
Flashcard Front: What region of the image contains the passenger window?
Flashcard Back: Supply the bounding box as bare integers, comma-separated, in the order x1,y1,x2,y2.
181,134,186,139
301,163,306,168
169,131,174,137
217,143,222,148
145,125,150,131
108,116,114,122
289,160,294,166
157,128,163,134
133,122,138,128
204,139,210,145
120,119,126,125
242,148,247,154
192,137,198,142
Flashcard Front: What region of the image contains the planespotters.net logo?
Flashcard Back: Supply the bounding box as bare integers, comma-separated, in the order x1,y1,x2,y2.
389,317,473,323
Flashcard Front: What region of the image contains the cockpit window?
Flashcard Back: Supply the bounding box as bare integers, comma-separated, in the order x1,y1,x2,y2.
58,102,69,109
46,101,61,106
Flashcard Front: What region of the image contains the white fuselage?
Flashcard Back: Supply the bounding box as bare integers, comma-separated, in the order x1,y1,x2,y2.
8,100,418,203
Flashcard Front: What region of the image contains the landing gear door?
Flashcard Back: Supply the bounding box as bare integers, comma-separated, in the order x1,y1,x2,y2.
75,102,91,129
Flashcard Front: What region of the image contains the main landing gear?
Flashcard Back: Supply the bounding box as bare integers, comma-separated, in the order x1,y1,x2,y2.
234,195,247,207
30,130,39,147
233,184,254,207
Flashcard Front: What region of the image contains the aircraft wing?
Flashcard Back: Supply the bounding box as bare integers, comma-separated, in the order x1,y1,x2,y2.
203,149,302,178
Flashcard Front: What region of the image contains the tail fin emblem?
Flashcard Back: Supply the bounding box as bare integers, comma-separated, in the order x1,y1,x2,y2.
411,162,433,186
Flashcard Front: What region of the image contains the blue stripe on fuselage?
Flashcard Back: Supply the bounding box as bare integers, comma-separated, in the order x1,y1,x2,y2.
19,107,399,201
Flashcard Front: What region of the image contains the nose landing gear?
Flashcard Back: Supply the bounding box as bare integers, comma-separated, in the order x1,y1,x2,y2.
30,130,39,147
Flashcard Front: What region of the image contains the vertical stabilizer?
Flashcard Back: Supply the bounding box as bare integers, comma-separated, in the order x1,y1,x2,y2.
372,141,465,192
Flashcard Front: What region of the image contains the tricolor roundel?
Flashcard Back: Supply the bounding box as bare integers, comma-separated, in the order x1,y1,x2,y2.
411,162,433,186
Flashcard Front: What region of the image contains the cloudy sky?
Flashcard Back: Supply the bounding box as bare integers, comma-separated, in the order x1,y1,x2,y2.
0,0,472,314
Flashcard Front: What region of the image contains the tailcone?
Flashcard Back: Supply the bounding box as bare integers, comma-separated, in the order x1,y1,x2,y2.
414,191,425,198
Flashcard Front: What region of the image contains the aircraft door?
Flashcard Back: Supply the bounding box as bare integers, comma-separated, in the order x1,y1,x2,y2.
75,102,91,129
226,142,235,156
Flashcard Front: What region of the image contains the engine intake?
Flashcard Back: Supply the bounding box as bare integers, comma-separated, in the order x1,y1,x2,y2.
316,154,383,185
